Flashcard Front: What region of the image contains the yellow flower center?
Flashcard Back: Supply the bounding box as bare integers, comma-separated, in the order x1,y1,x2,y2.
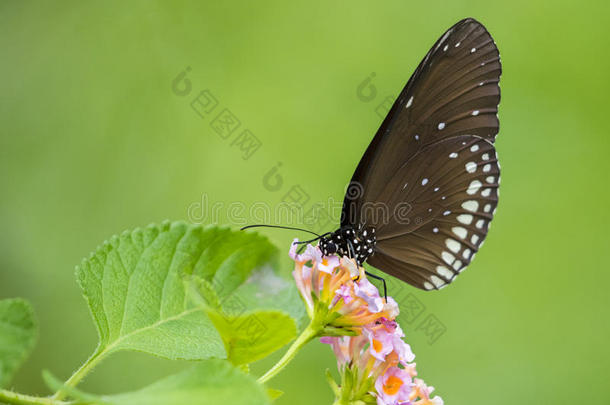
372,338,383,353
383,375,403,396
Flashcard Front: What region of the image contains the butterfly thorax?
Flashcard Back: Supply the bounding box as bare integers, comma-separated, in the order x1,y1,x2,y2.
319,226,376,265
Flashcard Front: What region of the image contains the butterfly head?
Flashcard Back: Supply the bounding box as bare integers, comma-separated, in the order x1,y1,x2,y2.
319,238,338,255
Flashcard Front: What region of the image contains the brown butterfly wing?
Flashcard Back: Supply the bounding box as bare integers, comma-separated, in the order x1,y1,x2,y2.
341,18,502,290
342,18,501,229
367,135,500,290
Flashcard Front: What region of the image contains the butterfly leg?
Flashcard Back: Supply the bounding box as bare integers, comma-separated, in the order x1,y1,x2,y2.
346,240,387,299
346,239,356,259
365,271,388,301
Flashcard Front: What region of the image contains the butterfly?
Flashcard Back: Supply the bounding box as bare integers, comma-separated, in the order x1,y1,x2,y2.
245,18,501,292
315,18,502,291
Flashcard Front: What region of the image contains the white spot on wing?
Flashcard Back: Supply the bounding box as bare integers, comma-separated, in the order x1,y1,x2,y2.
462,248,471,259
482,153,490,160
452,226,467,239
446,238,461,253
472,110,480,116
471,47,476,53
465,162,477,173
449,152,458,158
467,180,482,195
443,44,448,52
470,144,479,152
476,219,485,229
462,200,479,212
430,275,445,288
486,176,495,183
484,203,491,213
422,178,429,186
457,214,473,225
455,41,461,47
481,188,492,197
432,227,439,233
471,234,479,244
436,265,453,279
452,260,462,270
443,210,451,216
406,96,413,108
424,281,434,290
438,122,446,130
442,251,455,265
483,164,491,172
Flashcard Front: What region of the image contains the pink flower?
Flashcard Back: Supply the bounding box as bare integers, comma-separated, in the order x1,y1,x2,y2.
354,277,385,313
364,327,395,362
320,335,354,368
383,296,400,319
289,240,321,263
288,239,442,405
410,379,444,405
334,284,353,305
367,318,415,365
290,240,394,335
319,255,341,274
375,366,412,405
323,318,441,405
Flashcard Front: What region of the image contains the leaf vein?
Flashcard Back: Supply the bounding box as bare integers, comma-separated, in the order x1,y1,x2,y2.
117,230,162,337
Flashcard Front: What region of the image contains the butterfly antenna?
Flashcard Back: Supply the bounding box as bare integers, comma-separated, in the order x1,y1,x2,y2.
240,224,322,238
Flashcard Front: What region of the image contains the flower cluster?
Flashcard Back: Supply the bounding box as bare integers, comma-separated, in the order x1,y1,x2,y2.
290,240,443,405
290,240,398,336
323,330,442,405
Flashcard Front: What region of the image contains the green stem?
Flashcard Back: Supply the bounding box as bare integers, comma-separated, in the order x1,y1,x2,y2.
51,347,107,401
0,389,68,405
258,321,320,384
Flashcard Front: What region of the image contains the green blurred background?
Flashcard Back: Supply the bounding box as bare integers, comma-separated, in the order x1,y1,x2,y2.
1,1,609,403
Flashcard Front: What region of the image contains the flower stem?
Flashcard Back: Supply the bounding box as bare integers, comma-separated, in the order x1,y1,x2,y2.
51,347,107,401
0,389,68,405
258,322,320,384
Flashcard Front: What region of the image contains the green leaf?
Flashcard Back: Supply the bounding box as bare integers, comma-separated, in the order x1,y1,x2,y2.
0,298,37,387
206,308,296,365
77,221,277,360
229,266,308,329
187,273,299,365
47,360,271,405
